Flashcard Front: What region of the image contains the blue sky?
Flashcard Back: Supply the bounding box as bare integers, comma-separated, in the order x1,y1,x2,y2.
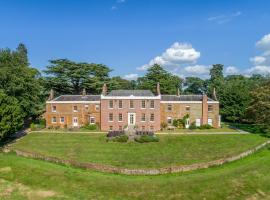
1,0,270,79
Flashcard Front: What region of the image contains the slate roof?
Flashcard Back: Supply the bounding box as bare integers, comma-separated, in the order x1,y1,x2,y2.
52,95,100,101
107,90,154,97
161,95,215,101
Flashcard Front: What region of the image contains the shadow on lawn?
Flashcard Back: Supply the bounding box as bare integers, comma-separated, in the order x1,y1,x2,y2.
0,128,28,150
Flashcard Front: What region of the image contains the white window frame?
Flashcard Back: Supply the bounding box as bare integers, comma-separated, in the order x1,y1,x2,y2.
141,113,146,122
90,117,95,124
196,119,201,127
208,118,213,126
167,104,172,111
109,113,113,122
118,113,123,122
150,100,155,109
150,113,155,122
141,100,146,109
52,105,56,112
95,104,100,111
129,100,135,109
60,117,65,123
73,105,78,112
185,106,190,111
118,100,123,109
52,117,57,123
109,100,114,109
167,117,172,124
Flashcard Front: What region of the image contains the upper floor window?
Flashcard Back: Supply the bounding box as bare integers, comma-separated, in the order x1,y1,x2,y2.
185,106,190,111
150,100,155,109
109,100,113,109
167,104,172,111
119,100,123,109
130,100,134,109
208,105,213,112
118,113,123,122
95,104,100,111
141,113,146,122
141,100,146,109
52,106,56,112
109,113,113,122
73,106,78,112
60,117,65,123
52,117,57,123
150,113,155,122
84,105,89,110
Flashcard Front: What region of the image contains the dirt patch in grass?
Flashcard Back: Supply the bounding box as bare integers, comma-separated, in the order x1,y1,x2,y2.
0,167,12,173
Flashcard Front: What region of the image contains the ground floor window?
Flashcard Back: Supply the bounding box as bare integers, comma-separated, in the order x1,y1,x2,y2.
90,117,95,124
208,118,213,126
52,117,57,123
167,117,172,124
196,118,201,127
60,117,65,123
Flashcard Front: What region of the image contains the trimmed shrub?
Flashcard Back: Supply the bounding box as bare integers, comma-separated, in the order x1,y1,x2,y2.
135,135,159,143
199,124,213,129
189,122,197,130
81,124,98,131
108,135,128,143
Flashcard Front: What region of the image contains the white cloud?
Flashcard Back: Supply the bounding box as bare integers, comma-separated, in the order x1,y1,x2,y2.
225,66,239,75
207,11,242,24
247,66,270,75
137,42,200,71
256,34,270,50
123,73,138,80
248,33,270,75
184,65,210,75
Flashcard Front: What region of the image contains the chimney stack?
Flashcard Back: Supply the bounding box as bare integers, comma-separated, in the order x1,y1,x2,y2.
102,83,107,95
202,94,208,125
49,89,54,100
82,88,86,96
177,88,180,96
213,87,217,101
157,82,161,95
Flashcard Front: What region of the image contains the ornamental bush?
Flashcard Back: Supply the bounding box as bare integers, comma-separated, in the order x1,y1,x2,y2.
135,135,159,143
81,124,98,131
199,124,213,129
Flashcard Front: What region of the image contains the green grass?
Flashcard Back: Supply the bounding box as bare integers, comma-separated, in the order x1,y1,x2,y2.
1,147,270,199
10,132,267,169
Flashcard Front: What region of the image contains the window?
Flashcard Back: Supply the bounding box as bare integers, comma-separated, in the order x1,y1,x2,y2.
196,119,201,127
150,113,155,122
95,104,100,111
142,126,145,131
52,117,57,123
208,105,213,112
141,100,146,109
109,126,113,131
52,106,56,112
150,126,154,130
119,126,122,130
167,104,172,111
118,100,123,109
73,106,78,112
109,113,113,122
167,117,172,124
60,117,65,123
85,105,89,110
185,106,190,111
118,113,123,122
90,117,95,124
130,100,134,109
109,100,113,109
150,100,155,109
141,113,146,122
208,118,213,126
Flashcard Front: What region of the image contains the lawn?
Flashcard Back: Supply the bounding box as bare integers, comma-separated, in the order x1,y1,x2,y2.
10,132,268,169
0,147,270,199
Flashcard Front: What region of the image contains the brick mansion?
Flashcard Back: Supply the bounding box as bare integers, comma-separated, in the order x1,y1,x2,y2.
45,83,220,131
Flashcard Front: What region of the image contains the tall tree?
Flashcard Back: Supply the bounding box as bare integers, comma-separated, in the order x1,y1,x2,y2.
0,90,24,139
184,77,206,94
136,64,183,94
207,64,224,98
44,59,111,95
107,76,134,91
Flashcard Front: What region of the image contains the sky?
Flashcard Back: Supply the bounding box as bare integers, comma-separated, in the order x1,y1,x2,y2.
1,0,270,80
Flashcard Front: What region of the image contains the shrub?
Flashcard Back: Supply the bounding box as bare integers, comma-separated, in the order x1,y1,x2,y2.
161,122,167,130
189,122,197,130
108,135,128,143
135,135,159,143
30,123,36,131
199,124,213,129
81,124,98,131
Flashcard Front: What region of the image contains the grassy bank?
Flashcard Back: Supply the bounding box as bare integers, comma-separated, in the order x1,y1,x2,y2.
10,132,267,169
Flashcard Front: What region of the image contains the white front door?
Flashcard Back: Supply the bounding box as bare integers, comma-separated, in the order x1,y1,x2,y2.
73,117,78,127
128,113,136,125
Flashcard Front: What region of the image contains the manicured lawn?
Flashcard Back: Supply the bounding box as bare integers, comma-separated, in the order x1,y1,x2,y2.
10,132,268,169
0,147,270,199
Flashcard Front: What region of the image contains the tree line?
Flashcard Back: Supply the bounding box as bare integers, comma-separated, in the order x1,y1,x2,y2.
0,44,269,140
